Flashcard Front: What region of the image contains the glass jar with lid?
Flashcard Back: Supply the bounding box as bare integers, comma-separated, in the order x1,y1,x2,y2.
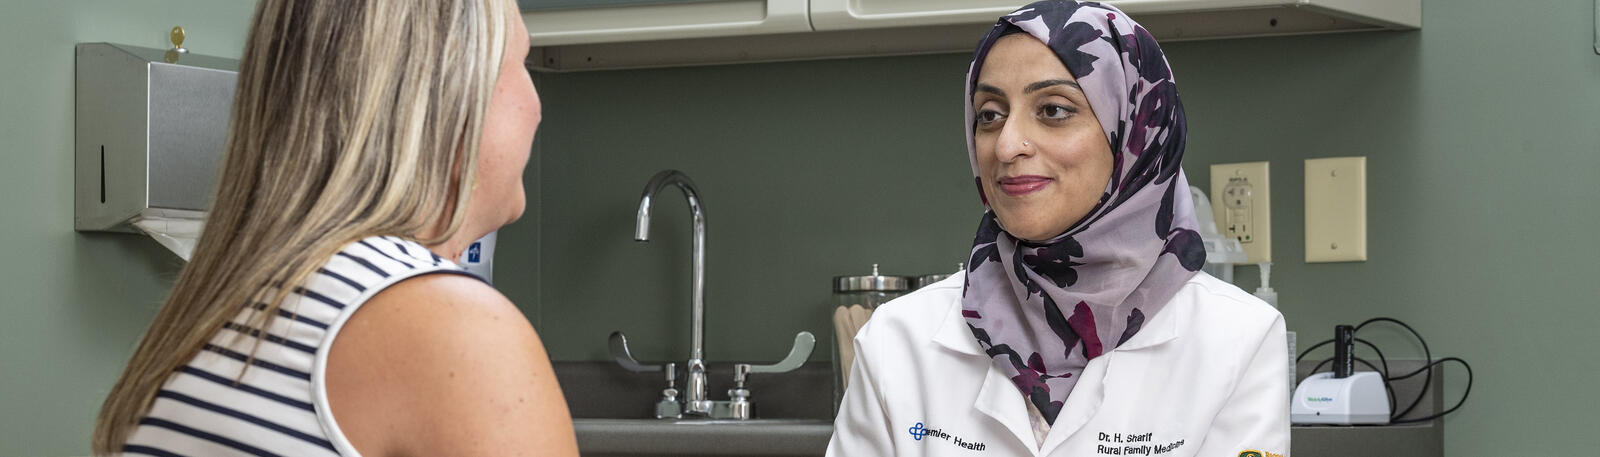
832,264,911,309
912,262,966,290
831,264,909,412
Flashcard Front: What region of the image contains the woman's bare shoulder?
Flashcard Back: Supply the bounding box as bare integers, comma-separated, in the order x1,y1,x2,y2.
327,273,577,457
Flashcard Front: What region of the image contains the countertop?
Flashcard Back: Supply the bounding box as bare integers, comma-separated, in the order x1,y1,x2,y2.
554,359,1446,457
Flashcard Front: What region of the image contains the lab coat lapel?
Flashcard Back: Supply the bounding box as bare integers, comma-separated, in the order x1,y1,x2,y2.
931,290,1037,452
1038,355,1109,454
1037,291,1190,454
974,362,1038,453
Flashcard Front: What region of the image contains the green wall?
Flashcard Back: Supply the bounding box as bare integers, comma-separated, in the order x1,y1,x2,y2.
0,2,257,455
525,1,1600,457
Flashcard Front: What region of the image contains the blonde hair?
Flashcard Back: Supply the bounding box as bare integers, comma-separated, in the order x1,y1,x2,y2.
92,0,515,452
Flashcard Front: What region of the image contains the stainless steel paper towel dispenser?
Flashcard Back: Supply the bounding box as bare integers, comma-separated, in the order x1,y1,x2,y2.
74,43,237,239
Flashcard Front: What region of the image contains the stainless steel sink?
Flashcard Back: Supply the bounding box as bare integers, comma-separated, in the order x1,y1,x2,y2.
555,361,835,456
574,418,831,456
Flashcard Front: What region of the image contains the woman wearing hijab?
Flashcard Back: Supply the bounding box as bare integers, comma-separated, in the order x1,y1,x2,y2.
827,1,1289,455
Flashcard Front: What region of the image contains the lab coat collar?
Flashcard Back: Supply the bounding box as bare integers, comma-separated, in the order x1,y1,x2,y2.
929,283,1038,450
931,288,987,357
1111,285,1186,351
1039,355,1109,454
974,358,1039,452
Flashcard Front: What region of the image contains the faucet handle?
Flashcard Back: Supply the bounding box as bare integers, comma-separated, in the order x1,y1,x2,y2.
608,331,666,373
735,331,816,384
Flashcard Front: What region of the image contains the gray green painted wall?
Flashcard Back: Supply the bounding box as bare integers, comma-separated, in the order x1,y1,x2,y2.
4,0,1597,456
525,1,1600,457
0,2,258,455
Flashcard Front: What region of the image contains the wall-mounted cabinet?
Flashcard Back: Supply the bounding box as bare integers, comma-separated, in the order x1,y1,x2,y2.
811,0,1419,35
526,0,1420,71
520,0,811,47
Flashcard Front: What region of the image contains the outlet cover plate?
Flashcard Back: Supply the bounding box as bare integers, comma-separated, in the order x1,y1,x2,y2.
1209,161,1271,263
1304,157,1367,263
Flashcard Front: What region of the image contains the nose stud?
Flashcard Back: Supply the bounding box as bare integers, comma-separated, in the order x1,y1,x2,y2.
1022,141,1030,147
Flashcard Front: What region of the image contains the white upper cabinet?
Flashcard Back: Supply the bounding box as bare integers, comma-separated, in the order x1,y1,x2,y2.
809,0,1022,31
524,0,1420,70
521,0,810,46
811,0,1419,39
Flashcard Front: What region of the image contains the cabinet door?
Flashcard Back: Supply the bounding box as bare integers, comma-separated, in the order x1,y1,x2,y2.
809,0,1022,31
809,0,1203,31
811,0,1422,33
522,0,811,46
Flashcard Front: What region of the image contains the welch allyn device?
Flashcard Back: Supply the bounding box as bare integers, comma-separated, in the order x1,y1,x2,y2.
1291,325,1391,425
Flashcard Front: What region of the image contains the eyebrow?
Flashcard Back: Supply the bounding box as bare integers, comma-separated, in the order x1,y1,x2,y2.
1025,79,1081,94
974,79,1084,98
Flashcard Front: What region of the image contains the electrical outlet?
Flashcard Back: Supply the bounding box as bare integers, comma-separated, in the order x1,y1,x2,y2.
1210,161,1271,263
1304,157,1367,262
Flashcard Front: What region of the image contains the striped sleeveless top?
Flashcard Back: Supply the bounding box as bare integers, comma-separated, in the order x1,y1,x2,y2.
121,236,478,457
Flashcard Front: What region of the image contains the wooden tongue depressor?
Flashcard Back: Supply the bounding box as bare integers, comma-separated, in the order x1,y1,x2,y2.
833,306,856,390
848,305,872,352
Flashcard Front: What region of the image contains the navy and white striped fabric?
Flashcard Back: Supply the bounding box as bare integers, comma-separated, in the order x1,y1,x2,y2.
121,236,478,457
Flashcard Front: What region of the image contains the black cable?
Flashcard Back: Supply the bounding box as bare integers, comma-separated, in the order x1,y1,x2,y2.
1298,318,1470,424
1298,338,1389,378
1355,317,1432,420
1296,339,1333,362
1309,357,1331,375
1354,338,1389,379
1388,357,1472,424
1388,362,1445,380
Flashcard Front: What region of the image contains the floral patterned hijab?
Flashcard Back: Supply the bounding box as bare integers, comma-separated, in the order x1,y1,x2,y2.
961,0,1206,425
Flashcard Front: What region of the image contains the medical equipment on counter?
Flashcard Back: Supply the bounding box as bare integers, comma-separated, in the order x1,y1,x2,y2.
1292,372,1391,424
1294,317,1474,425
1293,325,1390,424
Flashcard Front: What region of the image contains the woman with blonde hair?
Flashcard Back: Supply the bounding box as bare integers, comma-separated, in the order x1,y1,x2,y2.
92,0,576,455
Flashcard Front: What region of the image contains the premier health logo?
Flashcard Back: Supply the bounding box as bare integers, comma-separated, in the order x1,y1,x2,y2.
909,422,928,440
906,422,987,451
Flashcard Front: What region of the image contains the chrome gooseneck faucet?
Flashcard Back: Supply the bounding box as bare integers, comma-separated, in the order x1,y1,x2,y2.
613,170,816,420
633,169,711,414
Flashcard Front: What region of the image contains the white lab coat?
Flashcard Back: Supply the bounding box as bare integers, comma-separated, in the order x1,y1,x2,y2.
827,271,1289,457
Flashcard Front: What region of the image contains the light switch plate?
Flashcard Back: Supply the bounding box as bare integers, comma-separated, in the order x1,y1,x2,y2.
1304,157,1367,262
1209,161,1271,263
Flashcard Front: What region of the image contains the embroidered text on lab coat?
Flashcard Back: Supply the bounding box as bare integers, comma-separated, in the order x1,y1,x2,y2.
910,422,988,451
1095,431,1185,455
